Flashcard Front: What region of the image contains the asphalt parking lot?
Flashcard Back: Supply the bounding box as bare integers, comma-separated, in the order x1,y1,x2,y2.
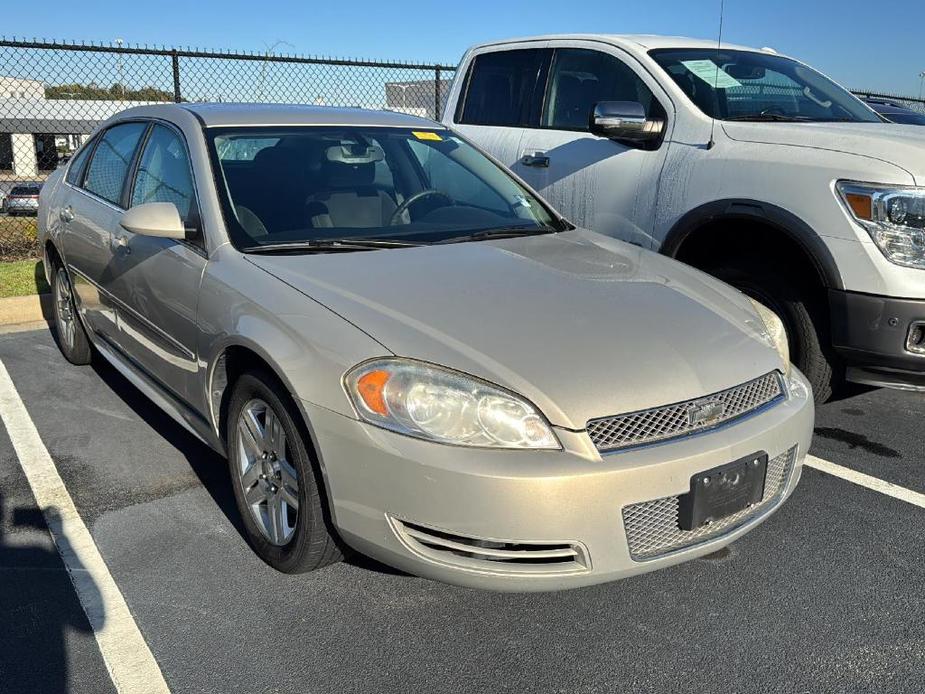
1,324,924,694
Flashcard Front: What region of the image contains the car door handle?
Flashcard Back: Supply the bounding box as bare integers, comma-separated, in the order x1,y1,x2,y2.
521,152,550,168
59,206,74,223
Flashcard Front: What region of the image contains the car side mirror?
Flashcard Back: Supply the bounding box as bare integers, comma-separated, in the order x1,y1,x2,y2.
590,101,664,144
119,202,187,240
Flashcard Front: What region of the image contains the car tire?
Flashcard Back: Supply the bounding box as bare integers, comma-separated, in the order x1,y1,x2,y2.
51,264,93,365
708,261,840,403
226,370,342,573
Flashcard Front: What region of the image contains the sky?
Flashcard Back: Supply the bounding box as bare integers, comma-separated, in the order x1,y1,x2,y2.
5,0,925,97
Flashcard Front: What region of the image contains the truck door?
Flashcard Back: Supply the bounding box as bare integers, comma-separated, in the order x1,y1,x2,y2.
517,44,673,248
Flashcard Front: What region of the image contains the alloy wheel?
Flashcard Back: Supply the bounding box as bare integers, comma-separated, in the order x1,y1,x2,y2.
55,267,77,352
235,398,300,546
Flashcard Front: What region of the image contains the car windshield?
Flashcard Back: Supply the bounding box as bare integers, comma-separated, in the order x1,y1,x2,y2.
649,48,881,123
207,126,563,250
11,186,39,195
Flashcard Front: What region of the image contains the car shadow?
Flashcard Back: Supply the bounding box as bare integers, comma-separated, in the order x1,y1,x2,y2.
84,347,406,577
0,496,102,692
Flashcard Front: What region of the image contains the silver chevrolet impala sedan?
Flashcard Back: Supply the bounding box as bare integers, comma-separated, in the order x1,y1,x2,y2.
37,104,813,591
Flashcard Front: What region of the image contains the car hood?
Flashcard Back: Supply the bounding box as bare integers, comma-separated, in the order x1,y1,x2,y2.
722,121,925,182
247,230,784,430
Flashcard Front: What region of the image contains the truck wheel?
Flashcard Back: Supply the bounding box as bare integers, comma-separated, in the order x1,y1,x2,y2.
708,262,840,403
226,370,342,573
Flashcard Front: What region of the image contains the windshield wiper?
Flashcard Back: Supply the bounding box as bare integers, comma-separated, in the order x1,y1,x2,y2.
435,226,559,245
725,114,815,122
241,238,423,254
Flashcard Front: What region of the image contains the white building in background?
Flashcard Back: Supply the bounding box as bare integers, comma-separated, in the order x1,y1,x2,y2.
0,77,158,181
0,76,45,101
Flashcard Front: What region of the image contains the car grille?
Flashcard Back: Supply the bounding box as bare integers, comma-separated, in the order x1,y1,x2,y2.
586,372,784,453
621,446,797,561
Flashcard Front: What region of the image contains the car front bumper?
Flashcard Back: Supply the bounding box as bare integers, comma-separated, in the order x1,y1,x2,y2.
304,369,814,592
829,289,925,391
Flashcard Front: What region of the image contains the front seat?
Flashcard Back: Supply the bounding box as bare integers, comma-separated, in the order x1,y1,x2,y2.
246,146,308,233
305,152,396,228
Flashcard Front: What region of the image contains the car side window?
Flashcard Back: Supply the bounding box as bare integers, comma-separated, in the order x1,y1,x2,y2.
544,49,658,130
83,122,147,205
457,49,546,127
65,137,95,186
130,124,197,226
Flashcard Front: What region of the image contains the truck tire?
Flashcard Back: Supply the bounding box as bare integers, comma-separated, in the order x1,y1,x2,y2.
707,261,840,403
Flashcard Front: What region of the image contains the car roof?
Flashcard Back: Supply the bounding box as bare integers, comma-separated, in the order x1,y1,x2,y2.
469,34,769,55
107,103,444,129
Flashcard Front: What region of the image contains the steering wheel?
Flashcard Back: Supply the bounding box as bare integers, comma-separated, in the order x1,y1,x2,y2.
389,190,453,226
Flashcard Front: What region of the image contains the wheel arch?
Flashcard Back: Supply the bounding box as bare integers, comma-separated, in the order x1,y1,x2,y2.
661,199,844,291
207,339,341,527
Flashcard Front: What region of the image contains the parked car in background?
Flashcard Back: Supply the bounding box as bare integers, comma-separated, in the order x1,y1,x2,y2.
5,184,41,215
445,35,925,402
37,103,812,591
861,97,925,126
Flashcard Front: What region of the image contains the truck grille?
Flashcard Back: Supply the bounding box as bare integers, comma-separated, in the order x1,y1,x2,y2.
586,372,784,453
621,446,797,560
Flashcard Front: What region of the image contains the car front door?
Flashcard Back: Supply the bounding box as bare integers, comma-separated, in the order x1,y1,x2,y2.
450,44,550,174
106,122,206,406
516,44,674,248
61,121,148,341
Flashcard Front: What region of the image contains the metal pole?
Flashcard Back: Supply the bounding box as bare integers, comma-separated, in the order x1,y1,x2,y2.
172,51,182,102
434,67,441,120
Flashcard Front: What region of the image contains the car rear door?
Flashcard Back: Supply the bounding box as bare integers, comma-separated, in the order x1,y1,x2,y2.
60,121,148,341
106,121,206,406
449,43,550,175
516,42,674,247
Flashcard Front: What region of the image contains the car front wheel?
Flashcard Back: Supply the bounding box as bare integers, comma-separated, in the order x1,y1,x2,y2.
226,370,342,573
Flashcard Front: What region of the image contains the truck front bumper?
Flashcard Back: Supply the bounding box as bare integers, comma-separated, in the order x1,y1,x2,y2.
829,289,925,391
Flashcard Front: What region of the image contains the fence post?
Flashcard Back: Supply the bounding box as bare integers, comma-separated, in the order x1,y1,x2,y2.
434,67,441,120
171,51,182,103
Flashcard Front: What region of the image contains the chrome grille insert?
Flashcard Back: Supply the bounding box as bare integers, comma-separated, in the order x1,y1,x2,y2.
587,372,784,453
622,446,797,561
390,519,588,573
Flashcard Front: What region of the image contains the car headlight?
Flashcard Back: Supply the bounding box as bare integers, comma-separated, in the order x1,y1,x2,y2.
344,359,560,449
837,181,925,269
748,297,791,376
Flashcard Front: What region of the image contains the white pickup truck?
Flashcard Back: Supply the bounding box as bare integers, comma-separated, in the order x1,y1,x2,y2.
443,34,925,402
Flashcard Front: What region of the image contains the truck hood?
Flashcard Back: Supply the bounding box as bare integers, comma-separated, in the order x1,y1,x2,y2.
722,121,925,182
247,230,784,430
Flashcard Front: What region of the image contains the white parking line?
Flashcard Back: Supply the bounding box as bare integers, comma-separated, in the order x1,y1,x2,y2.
0,360,170,694
805,454,925,509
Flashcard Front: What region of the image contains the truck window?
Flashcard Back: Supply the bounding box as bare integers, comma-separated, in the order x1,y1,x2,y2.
457,49,546,127
544,49,658,130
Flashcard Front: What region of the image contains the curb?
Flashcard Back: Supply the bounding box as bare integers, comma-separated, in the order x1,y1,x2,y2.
0,293,53,326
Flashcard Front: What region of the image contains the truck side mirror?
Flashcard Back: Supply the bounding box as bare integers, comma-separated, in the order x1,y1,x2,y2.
590,101,664,145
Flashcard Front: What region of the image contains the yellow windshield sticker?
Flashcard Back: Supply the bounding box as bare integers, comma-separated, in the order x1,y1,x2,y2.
412,131,443,141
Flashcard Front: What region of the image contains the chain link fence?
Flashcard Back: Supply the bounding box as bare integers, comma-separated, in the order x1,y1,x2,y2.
1,38,924,260
0,38,456,259
852,90,925,114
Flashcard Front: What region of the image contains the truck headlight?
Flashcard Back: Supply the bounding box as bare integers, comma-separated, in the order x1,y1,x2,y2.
345,359,560,449
748,297,791,376
837,181,925,269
